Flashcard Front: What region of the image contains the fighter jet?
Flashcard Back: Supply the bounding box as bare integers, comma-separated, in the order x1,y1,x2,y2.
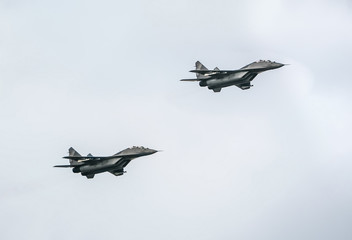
54,146,158,179
181,60,285,92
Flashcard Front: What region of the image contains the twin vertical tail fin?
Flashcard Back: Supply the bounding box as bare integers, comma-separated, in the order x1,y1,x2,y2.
195,61,208,79
54,147,82,168
69,147,81,157
68,147,81,166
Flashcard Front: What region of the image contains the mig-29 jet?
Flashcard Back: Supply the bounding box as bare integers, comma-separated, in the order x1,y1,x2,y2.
181,60,285,92
54,146,158,179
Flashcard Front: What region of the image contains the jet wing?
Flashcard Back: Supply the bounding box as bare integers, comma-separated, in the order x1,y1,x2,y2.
64,153,147,162
63,156,116,161
190,67,265,75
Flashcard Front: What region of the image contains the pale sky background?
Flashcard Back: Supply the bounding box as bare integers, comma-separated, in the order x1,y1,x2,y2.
1,0,352,239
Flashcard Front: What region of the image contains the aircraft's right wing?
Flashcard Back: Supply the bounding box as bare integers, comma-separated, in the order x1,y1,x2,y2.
63,156,115,161
190,67,265,75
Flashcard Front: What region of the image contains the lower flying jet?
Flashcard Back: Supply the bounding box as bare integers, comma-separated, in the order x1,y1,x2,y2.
181,60,285,92
54,146,158,179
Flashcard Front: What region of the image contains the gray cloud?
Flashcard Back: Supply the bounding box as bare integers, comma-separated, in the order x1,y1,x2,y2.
1,0,352,239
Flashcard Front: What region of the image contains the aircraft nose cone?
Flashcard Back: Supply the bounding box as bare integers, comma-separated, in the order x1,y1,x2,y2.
147,149,158,155
275,62,286,68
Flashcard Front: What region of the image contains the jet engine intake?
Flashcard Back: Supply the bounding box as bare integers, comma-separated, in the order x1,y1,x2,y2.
199,81,207,87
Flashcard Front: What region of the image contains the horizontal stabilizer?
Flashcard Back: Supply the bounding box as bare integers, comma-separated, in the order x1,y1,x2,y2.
180,78,201,82
63,156,105,160
54,165,73,168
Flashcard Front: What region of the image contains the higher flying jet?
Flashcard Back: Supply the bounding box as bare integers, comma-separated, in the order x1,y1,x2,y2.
181,60,285,92
54,146,158,179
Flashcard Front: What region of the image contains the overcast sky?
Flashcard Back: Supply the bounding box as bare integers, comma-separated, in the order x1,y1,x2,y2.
1,0,352,239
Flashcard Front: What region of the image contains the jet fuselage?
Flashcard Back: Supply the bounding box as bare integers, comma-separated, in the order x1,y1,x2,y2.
181,60,285,92
202,71,253,89
55,146,158,179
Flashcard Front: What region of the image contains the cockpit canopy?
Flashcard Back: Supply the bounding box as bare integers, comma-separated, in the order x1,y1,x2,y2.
257,60,276,63
131,146,148,150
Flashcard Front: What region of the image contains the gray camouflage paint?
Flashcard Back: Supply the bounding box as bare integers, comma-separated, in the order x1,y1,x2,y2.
181,60,285,92
55,147,158,179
